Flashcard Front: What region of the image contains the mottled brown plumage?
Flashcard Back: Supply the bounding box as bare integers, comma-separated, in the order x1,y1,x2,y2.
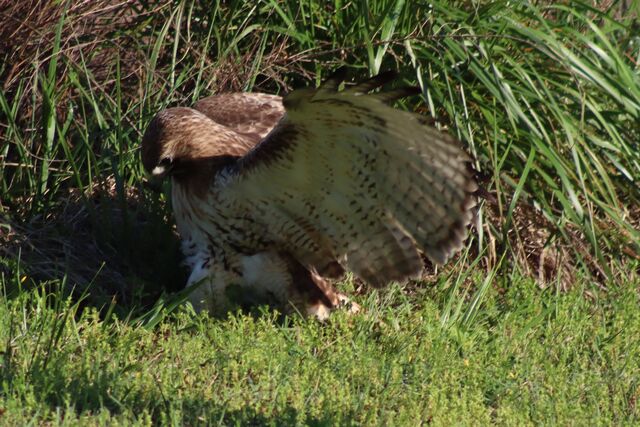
141,70,478,318
193,93,284,143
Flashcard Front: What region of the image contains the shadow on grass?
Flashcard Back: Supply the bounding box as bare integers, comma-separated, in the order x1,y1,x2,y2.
175,401,346,427
22,365,345,426
0,177,188,315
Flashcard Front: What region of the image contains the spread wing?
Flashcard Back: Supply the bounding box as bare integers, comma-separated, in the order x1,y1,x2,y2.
193,93,284,144
217,70,478,287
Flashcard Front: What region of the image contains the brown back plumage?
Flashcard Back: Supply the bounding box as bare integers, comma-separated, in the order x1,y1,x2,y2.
193,93,284,143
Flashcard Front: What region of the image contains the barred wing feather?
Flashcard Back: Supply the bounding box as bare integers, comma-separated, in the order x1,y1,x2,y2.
220,71,478,287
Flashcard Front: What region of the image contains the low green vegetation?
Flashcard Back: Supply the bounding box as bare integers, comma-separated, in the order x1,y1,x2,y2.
2,275,639,425
1,0,639,424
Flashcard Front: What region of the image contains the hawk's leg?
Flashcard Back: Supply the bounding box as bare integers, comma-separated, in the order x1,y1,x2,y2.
286,257,360,321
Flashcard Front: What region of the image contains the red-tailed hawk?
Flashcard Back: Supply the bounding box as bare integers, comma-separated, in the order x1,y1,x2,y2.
141,69,478,319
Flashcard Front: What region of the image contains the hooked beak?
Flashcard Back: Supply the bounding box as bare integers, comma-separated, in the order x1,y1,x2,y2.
150,157,173,179
144,157,173,193
151,165,169,177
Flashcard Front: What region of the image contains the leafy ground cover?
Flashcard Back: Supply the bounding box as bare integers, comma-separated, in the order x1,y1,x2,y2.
1,275,639,425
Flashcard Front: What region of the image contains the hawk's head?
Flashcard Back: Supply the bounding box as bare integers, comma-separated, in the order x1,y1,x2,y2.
141,108,254,179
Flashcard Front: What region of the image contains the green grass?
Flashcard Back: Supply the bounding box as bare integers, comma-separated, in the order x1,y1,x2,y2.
2,274,639,425
1,0,639,424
